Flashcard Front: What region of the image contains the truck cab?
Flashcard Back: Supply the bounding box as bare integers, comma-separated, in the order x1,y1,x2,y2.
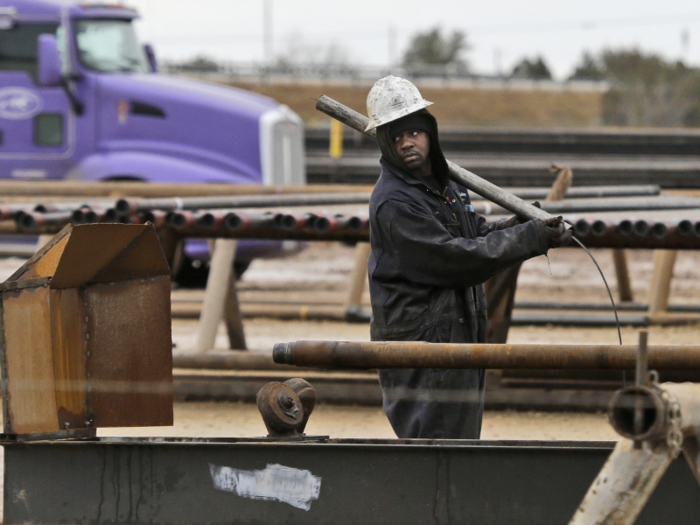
0,0,305,185
0,0,306,278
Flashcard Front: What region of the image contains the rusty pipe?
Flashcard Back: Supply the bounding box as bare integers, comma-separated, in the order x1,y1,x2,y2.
16,211,73,231
591,219,615,237
633,219,649,237
573,219,591,237
166,210,198,230
277,213,311,231
677,219,694,236
139,209,168,228
618,219,633,236
650,222,673,240
103,208,121,223
272,340,700,370
314,214,355,233
224,211,276,232
196,211,226,229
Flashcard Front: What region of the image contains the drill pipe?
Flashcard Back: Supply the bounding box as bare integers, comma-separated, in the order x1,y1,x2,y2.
34,200,112,214
484,196,700,216
315,214,358,233
166,210,199,230
633,220,650,237
224,211,277,231
16,211,73,231
115,192,373,215
471,184,661,202
272,340,700,370
573,218,700,249
139,209,168,228
196,211,226,229
175,217,368,241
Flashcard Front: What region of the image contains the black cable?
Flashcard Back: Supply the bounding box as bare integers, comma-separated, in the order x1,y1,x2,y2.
571,235,623,345
571,235,626,386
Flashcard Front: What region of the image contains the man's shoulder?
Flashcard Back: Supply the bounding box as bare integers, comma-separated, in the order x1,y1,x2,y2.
371,167,429,209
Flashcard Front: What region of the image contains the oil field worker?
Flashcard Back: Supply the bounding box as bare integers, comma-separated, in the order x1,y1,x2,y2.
366,76,572,439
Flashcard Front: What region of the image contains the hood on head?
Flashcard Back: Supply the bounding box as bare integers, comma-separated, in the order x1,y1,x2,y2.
376,109,450,188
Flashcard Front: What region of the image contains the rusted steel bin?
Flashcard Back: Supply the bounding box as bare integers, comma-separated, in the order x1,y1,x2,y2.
0,223,173,436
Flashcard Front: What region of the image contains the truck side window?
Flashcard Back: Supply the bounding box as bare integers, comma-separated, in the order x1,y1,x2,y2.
0,23,59,83
34,113,64,146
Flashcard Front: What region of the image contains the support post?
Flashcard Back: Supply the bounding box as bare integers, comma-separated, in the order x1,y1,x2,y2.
647,250,677,318
344,242,371,319
612,249,634,302
329,118,344,159
194,239,243,353
224,274,247,350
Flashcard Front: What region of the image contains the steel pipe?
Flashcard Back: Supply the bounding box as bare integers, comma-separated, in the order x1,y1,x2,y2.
633,219,650,237
15,211,73,231
224,211,275,232
316,95,553,222
0,180,375,197
486,184,662,201
115,192,372,215
273,340,700,370
573,218,700,249
514,301,700,313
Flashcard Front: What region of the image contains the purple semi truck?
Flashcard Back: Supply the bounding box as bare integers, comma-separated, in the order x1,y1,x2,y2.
0,0,306,278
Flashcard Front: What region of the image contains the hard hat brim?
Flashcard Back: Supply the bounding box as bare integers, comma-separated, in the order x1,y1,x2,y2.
365,100,434,132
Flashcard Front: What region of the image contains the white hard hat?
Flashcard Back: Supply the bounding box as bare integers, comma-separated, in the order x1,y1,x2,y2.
365,75,434,132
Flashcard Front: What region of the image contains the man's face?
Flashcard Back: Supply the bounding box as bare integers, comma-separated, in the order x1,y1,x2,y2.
392,130,431,176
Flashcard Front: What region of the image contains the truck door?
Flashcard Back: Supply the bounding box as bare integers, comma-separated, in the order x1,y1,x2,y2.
0,20,73,179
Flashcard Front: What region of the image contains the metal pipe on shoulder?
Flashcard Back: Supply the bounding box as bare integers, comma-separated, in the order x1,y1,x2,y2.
316,95,552,223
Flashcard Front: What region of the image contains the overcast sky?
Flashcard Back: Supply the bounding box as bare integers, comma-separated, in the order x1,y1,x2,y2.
129,0,700,79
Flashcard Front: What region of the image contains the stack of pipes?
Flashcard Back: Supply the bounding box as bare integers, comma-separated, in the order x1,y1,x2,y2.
3,184,700,249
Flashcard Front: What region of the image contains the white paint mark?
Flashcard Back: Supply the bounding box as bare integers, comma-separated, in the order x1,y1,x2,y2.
209,463,321,511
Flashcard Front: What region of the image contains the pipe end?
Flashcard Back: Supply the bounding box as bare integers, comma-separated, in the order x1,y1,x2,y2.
273,342,295,365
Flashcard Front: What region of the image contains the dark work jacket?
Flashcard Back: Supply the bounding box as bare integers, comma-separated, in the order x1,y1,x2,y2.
368,158,549,439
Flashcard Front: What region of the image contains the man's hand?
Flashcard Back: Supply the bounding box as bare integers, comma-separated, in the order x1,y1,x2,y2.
505,201,542,229
542,216,572,248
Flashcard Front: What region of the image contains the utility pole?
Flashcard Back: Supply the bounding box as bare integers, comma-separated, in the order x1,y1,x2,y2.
263,0,273,65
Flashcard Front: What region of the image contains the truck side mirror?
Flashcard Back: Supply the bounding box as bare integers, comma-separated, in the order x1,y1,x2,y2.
143,43,157,73
37,34,62,86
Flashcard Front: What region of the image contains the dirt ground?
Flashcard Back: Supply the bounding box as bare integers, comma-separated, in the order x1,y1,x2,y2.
1,232,699,520
122,240,699,443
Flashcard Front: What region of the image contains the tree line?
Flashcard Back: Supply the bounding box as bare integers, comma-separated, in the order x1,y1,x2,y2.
404,27,700,127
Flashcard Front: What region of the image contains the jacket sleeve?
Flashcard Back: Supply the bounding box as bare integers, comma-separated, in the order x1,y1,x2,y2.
377,199,549,288
477,214,509,236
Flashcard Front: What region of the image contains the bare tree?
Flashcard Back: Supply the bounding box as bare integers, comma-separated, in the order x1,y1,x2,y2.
274,32,356,75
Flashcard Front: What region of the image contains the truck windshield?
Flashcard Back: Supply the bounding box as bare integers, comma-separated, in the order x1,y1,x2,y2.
75,19,148,73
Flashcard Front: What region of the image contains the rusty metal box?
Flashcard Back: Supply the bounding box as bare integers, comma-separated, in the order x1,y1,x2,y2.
0,224,173,436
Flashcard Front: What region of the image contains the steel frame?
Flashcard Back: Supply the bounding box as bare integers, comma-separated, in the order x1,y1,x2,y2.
3,437,699,524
